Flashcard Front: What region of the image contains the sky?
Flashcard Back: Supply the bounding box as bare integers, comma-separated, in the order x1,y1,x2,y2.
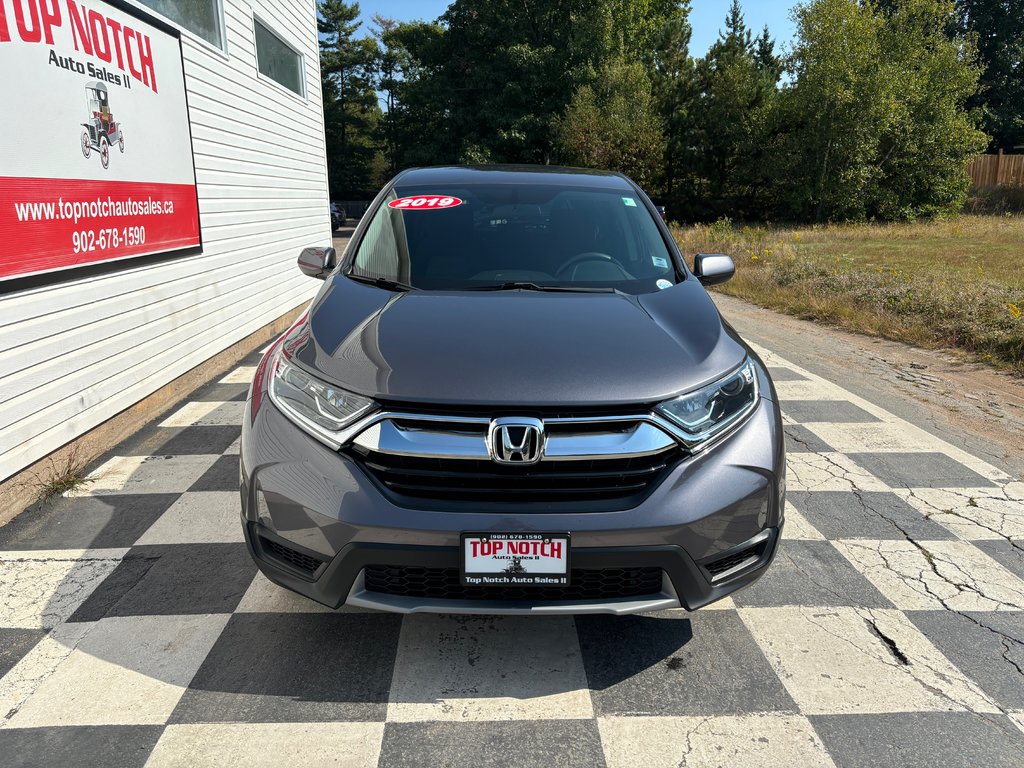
353,1,798,58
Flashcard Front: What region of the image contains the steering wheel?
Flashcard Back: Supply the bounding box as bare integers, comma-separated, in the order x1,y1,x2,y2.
554,252,618,280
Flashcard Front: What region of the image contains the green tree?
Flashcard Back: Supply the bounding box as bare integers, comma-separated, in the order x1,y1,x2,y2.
436,0,611,164
651,11,697,213
954,0,1024,150
555,57,665,187
766,0,985,221
683,1,782,219
376,0,688,168
378,20,454,168
871,0,990,217
604,0,692,62
318,0,382,197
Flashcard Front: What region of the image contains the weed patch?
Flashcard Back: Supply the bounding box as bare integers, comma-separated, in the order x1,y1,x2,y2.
23,446,94,505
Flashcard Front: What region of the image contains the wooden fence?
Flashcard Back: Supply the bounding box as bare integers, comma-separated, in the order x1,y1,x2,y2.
967,150,1024,188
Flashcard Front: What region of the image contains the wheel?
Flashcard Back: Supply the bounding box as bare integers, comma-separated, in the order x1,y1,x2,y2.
118,130,124,153
81,130,91,159
99,136,109,169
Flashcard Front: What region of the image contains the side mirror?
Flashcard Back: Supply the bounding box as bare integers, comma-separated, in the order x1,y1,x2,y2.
297,247,337,280
693,253,735,286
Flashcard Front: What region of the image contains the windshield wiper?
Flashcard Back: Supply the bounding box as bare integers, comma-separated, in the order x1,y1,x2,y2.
465,282,619,293
346,273,415,292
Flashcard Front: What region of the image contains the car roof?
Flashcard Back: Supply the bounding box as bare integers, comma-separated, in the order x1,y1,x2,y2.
394,165,635,191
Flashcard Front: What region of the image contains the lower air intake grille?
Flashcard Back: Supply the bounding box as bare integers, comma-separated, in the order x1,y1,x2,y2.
260,536,324,576
704,544,762,580
363,565,664,601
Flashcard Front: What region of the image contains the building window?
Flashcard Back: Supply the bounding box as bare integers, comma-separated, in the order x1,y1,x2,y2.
254,19,304,97
136,1,224,49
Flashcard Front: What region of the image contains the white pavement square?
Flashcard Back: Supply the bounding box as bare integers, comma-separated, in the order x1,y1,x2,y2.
80,455,220,495
386,614,594,722
136,492,246,545
6,614,230,727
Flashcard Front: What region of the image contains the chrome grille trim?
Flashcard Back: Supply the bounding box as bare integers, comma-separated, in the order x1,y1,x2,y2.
351,416,677,461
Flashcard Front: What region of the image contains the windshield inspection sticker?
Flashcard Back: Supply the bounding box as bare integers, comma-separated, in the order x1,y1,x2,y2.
657,279,673,290
622,197,638,207
652,256,669,269
388,195,464,210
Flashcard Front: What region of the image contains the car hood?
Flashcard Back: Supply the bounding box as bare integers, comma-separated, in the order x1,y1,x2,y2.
293,277,747,407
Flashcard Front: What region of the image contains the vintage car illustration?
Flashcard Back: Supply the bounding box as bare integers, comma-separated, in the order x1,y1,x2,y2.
80,82,125,170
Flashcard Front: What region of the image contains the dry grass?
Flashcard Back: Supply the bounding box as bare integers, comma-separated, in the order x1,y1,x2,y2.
22,445,93,505
672,215,1024,374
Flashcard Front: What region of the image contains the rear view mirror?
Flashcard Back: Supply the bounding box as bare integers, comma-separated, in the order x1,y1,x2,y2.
297,247,337,280
693,253,735,286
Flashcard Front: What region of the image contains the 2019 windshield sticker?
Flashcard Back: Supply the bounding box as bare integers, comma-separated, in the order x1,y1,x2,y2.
388,196,464,210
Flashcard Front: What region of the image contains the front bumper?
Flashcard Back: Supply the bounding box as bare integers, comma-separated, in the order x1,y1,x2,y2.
244,523,781,615
241,384,785,615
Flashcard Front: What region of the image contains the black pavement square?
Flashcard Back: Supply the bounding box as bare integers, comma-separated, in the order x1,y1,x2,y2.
67,553,161,622
378,721,606,768
848,452,997,488
190,382,249,402
781,400,881,424
0,494,179,551
171,612,402,724
788,491,954,540
734,540,894,608
975,540,1024,581
577,610,795,716
0,628,45,679
907,610,1024,710
115,425,240,457
0,725,163,768
768,367,808,381
784,424,835,453
187,455,240,492
69,543,255,618
810,712,1024,768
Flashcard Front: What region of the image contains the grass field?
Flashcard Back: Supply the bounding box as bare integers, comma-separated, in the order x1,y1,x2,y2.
672,215,1024,374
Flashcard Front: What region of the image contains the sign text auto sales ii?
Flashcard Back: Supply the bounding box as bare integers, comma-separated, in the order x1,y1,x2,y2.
0,0,159,92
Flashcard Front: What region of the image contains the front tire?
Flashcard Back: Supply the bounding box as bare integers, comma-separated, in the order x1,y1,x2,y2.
81,130,91,159
118,131,124,153
99,136,109,170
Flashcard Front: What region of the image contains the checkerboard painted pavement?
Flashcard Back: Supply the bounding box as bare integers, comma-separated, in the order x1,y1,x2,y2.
1,341,1023,768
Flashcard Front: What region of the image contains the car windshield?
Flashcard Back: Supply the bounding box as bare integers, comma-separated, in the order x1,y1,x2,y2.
349,182,678,293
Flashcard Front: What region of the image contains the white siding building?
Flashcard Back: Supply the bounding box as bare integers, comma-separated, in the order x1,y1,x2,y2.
0,0,329,481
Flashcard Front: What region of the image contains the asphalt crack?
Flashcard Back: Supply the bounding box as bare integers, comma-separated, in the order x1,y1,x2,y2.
905,486,1024,555
865,618,910,665
790,449,1024,712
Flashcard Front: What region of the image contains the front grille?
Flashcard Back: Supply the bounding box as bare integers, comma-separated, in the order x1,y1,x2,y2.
350,449,679,507
260,536,325,576
364,565,664,601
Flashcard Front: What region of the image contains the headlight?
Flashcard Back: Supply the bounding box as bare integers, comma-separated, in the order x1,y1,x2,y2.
655,359,759,447
268,349,375,447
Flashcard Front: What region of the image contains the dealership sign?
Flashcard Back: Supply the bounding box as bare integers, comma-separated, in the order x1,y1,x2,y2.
0,0,200,281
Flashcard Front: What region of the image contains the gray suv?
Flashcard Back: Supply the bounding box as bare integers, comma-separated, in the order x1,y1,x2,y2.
241,166,784,615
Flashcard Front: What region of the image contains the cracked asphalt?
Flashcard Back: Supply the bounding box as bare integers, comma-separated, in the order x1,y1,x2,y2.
0,298,1022,767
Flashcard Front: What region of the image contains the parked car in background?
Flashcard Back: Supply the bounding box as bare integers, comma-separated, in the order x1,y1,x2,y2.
330,202,347,230
242,165,784,615
655,204,667,222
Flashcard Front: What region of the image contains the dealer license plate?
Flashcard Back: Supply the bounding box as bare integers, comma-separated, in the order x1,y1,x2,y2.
461,533,571,587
